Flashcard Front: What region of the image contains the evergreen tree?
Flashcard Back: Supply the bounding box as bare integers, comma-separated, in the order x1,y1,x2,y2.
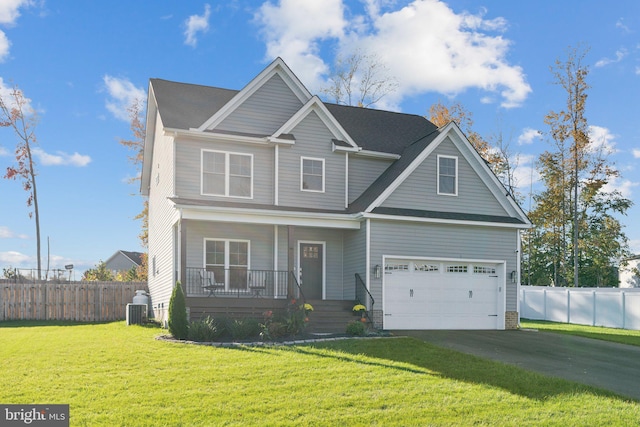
168,281,188,339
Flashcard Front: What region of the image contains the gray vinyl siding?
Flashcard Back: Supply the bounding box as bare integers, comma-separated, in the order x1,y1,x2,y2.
174,137,274,204
147,111,177,319
369,220,519,312
381,137,509,217
277,111,346,209
185,221,274,270
217,74,303,135
343,226,367,300
348,155,393,203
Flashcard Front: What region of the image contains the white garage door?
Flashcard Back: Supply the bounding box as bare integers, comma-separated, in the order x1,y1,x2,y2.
383,258,504,330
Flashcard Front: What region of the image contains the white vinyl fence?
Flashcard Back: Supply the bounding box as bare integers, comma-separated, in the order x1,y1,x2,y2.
520,286,640,330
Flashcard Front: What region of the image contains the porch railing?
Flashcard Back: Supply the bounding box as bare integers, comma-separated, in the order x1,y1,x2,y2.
355,273,375,323
186,267,296,298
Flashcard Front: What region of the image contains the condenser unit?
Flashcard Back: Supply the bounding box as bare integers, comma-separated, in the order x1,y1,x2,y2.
126,303,147,326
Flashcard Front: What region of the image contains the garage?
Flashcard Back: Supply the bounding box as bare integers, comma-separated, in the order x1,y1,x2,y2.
383,258,505,330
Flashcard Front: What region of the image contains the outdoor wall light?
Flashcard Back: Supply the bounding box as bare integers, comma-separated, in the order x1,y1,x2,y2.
373,264,381,279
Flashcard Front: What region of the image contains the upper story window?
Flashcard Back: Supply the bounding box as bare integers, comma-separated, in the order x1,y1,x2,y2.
301,157,325,192
437,155,458,196
202,150,252,198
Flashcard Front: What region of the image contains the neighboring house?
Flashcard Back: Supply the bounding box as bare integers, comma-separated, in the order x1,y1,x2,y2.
141,58,531,330
619,255,640,288
105,250,143,275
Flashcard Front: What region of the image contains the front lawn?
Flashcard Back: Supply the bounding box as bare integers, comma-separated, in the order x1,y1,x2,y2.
1,321,638,426
520,320,640,347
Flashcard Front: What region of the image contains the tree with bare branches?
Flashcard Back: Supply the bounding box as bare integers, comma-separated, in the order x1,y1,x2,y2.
0,83,42,279
119,99,148,247
322,51,398,108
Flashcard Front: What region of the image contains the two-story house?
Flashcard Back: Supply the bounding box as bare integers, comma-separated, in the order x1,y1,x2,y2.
141,58,530,331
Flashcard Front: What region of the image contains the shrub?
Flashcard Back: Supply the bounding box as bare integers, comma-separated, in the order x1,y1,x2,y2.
168,281,188,340
188,316,223,342
346,320,366,336
229,317,261,340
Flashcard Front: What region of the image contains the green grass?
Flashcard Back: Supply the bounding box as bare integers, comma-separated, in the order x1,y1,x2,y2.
1,321,638,426
521,320,640,347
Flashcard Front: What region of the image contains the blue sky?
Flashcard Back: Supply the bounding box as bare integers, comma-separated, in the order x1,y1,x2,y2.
1,0,639,278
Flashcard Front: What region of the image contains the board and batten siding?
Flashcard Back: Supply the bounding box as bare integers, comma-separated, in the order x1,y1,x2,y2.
369,220,519,312
348,155,393,203
277,112,346,210
185,221,274,270
381,137,509,217
174,137,274,205
216,74,304,136
147,111,178,319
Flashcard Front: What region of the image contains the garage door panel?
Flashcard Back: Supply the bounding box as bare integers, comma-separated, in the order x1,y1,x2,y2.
383,259,503,330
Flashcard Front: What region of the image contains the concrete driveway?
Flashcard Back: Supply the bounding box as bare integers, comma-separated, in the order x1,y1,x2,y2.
396,329,640,401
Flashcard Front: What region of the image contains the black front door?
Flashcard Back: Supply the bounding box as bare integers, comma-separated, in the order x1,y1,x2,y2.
300,243,323,299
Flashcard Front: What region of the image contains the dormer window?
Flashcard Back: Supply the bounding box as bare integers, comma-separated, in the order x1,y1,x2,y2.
437,155,458,196
202,149,253,198
301,157,325,192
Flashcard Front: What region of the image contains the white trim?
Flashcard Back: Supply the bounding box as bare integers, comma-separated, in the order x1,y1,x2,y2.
354,150,401,160
437,154,458,196
516,230,522,326
178,205,362,229
362,212,530,229
274,145,279,206
297,240,326,300
300,156,325,193
271,96,359,150
197,58,311,132
274,225,279,272
167,128,271,145
366,218,371,303
345,153,349,209
201,149,253,199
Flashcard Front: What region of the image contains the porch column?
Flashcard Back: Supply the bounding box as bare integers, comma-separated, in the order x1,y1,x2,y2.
180,219,188,286
288,225,295,298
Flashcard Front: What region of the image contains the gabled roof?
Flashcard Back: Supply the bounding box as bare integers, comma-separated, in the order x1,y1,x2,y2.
105,250,144,267
325,103,437,155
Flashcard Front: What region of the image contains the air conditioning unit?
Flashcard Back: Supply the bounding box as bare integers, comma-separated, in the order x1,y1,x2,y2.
126,303,148,326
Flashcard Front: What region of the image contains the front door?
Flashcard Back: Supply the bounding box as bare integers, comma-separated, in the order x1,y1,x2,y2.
299,242,323,299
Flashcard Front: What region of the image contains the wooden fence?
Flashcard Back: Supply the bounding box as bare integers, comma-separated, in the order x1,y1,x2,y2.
0,281,148,322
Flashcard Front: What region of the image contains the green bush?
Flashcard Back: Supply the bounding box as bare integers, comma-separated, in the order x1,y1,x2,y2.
229,317,261,340
168,281,188,340
346,320,366,336
188,316,223,342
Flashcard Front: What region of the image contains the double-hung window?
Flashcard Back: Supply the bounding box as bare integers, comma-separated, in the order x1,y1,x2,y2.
202,150,252,198
301,157,324,192
205,239,249,290
437,155,458,196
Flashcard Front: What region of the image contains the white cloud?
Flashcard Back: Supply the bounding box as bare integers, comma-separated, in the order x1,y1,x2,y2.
595,48,627,68
513,153,541,197
184,3,211,47
632,149,640,159
0,30,10,62
629,239,640,255
518,128,541,145
0,76,33,111
601,176,638,199
256,0,531,109
588,125,618,154
615,18,631,34
0,226,28,239
32,148,91,167
103,75,146,122
0,145,8,156
0,0,31,25
0,250,31,265
256,0,345,89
